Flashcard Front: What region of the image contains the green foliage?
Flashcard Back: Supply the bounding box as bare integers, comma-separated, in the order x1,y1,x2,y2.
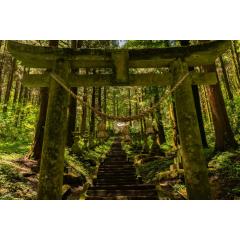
209,151,240,178
138,158,173,183
0,103,38,144
65,149,91,178
65,139,113,181
208,150,240,198
125,40,166,48
0,155,37,200
0,141,31,155
225,95,240,136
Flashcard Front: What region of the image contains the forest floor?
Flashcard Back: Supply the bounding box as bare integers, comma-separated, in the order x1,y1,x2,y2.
1,139,240,200
0,139,38,200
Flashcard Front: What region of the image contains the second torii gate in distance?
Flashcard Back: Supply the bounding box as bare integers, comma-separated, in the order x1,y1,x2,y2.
8,40,230,200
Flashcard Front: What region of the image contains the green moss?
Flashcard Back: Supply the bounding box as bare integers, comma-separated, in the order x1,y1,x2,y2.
0,156,37,200
137,158,174,183
208,150,240,199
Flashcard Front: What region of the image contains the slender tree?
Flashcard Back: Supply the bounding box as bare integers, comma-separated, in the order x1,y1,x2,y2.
80,87,88,135
3,57,16,112
152,87,166,144
89,87,96,147
219,56,234,101
66,40,78,147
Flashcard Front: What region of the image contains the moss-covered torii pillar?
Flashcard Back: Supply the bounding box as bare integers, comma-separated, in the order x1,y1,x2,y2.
38,59,70,200
171,59,211,200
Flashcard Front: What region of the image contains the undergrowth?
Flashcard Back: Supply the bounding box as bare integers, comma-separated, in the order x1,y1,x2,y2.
64,139,113,182
208,150,240,199
0,154,37,200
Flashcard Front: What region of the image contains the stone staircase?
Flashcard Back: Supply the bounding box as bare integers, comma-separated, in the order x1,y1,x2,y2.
86,138,158,200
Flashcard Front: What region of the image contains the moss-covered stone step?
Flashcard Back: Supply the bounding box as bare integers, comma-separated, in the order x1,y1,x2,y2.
90,184,156,190
87,138,158,200
86,195,157,200
98,172,136,177
87,189,157,197
95,180,137,185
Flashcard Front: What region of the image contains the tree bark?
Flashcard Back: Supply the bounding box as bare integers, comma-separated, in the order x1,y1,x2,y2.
219,56,234,101
13,77,20,104
230,41,240,85
3,58,16,112
97,87,102,111
66,40,78,147
233,41,240,67
103,87,107,124
89,87,96,147
205,64,238,151
128,88,132,127
80,87,88,135
0,41,5,102
153,87,166,144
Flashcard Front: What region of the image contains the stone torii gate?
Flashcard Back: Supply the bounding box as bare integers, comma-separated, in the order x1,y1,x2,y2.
8,40,230,200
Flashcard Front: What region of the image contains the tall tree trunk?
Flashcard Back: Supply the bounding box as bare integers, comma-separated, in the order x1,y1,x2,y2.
230,41,240,85
80,87,88,135
0,41,5,102
32,40,59,162
219,56,234,101
113,90,116,116
66,40,78,147
205,64,238,151
89,87,96,147
103,87,107,124
171,100,179,149
233,41,240,67
192,85,208,148
13,77,20,104
153,87,166,144
128,88,132,127
3,58,16,112
97,87,102,111
18,68,25,104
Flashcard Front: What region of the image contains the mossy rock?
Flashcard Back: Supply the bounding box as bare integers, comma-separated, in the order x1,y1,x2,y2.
157,169,184,181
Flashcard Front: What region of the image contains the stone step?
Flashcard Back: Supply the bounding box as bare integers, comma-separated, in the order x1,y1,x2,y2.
97,172,136,177
99,163,135,169
96,180,137,185
86,138,158,200
87,189,157,197
97,172,135,176
107,149,125,152
104,158,128,161
102,161,132,166
96,177,137,182
104,157,128,162
90,184,156,190
99,165,133,169
98,169,135,172
110,147,122,151
98,168,135,172
106,155,126,159
86,195,158,200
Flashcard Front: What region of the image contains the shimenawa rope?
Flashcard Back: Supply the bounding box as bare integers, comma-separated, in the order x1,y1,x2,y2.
50,71,190,122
